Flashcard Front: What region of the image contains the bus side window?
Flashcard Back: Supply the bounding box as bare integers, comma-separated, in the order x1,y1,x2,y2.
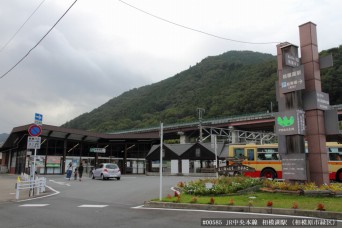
329,153,341,161
257,153,266,160
247,149,254,161
234,148,244,159
272,153,279,160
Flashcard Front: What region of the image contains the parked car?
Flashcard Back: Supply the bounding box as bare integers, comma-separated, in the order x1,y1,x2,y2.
91,163,121,180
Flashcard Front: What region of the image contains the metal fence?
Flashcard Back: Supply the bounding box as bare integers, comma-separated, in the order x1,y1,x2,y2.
15,175,46,200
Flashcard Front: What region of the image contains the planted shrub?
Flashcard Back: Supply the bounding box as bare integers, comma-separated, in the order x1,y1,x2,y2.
209,197,215,205
181,176,263,195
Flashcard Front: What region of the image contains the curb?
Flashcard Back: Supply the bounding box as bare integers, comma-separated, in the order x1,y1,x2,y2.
144,201,342,220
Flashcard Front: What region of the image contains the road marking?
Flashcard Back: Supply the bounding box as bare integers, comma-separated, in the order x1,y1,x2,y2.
16,185,60,202
19,204,49,207
78,205,108,208
49,180,71,186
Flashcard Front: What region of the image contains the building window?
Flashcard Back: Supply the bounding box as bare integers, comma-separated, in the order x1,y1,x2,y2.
195,148,200,157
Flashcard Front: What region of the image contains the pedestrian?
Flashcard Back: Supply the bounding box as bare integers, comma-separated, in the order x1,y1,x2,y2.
66,162,73,180
78,162,84,181
74,167,78,180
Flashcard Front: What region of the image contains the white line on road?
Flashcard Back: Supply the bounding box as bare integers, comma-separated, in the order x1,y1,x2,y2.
19,204,49,207
49,180,71,186
16,185,60,202
78,205,108,208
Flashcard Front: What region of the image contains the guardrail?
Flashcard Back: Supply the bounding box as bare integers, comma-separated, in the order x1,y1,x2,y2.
15,176,46,200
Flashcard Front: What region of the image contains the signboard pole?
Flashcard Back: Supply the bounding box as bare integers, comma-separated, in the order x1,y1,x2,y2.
159,122,163,201
214,135,218,179
32,148,37,180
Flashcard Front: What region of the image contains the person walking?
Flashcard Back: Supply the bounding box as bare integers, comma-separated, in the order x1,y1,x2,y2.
78,162,84,181
74,167,78,180
66,162,73,180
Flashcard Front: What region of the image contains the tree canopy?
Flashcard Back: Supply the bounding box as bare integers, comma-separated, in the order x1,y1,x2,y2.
62,47,342,133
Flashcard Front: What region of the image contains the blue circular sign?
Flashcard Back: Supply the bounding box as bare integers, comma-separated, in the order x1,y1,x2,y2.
28,124,42,137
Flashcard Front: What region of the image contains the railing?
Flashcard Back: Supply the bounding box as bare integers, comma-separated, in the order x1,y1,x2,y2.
109,105,342,135
202,126,277,144
16,176,46,200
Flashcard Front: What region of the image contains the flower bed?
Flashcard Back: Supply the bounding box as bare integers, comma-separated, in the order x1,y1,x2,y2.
179,176,263,195
261,179,342,196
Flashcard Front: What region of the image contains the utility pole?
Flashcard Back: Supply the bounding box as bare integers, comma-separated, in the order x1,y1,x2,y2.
197,108,205,142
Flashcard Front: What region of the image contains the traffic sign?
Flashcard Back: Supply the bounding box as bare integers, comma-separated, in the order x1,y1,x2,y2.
27,136,41,149
35,113,43,125
89,148,106,153
28,124,42,137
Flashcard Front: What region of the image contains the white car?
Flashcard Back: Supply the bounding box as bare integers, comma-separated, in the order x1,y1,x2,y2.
91,163,121,180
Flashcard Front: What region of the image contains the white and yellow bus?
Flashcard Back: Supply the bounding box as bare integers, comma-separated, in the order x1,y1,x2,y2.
228,142,342,182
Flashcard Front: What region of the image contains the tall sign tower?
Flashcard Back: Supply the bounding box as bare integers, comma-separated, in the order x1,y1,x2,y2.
276,22,338,185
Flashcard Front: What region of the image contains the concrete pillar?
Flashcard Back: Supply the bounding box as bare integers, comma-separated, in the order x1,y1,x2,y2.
180,135,190,144
229,126,239,144
299,22,329,185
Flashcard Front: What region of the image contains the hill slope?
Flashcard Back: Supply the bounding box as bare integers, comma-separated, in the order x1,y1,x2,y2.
62,47,342,133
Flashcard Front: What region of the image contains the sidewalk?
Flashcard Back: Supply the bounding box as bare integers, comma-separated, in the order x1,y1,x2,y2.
0,174,50,203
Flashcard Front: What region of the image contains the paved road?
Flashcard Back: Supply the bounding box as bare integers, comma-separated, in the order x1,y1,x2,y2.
0,175,340,228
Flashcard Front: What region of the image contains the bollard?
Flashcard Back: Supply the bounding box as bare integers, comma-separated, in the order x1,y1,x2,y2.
15,182,19,200
36,179,40,195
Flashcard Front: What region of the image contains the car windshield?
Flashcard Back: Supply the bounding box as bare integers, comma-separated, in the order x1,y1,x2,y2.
106,164,118,169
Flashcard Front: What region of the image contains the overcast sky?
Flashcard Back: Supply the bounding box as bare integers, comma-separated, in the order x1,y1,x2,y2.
0,0,341,134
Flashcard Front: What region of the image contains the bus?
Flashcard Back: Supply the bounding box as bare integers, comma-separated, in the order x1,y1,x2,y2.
228,142,342,182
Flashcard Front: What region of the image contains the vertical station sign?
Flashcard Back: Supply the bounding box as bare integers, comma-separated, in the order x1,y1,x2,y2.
276,43,307,181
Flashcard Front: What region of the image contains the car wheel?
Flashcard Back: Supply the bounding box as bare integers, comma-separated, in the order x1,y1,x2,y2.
116,177,120,180
91,172,95,179
101,174,106,180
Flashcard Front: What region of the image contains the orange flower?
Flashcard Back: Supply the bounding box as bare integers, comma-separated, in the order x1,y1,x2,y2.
317,203,325,211
190,197,197,203
267,201,273,207
292,202,298,209
176,195,181,203
228,198,234,205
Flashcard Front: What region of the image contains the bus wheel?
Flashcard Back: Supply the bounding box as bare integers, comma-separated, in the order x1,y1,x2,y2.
337,170,342,182
261,169,277,179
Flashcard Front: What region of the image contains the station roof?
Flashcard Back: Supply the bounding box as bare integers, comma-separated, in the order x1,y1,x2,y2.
0,124,160,151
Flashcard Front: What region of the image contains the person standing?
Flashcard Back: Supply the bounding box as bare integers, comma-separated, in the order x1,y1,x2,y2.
66,162,73,180
78,162,84,181
74,167,78,180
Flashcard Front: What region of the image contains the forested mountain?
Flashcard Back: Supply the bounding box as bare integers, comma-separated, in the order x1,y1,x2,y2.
0,133,9,144
62,47,342,133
